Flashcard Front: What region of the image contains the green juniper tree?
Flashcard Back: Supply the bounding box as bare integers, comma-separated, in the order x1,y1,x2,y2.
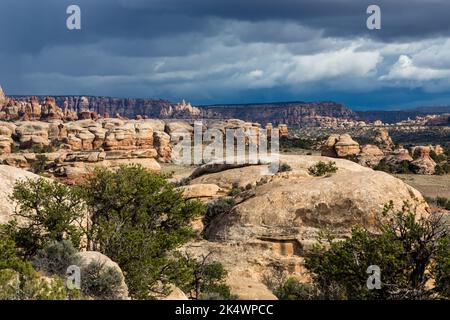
81,165,206,299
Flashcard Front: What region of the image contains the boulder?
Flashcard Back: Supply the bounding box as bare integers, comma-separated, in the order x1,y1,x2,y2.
181,156,430,299
15,122,50,148
158,285,189,300
142,119,165,132
0,154,29,168
410,146,436,175
165,120,193,136
0,165,42,224
321,134,339,157
278,124,289,138
358,144,384,167
153,131,172,162
77,251,129,300
374,128,394,150
177,184,221,200
203,155,428,243
384,146,413,165
334,134,360,157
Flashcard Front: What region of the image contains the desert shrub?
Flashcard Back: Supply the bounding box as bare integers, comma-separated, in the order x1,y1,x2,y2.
80,261,124,300
280,137,314,150
11,144,20,153
278,163,292,173
174,176,192,187
436,197,450,210
227,183,245,196
308,161,338,177
31,144,54,154
374,160,413,174
203,198,236,234
31,154,49,174
274,278,318,300
430,150,448,163
170,253,237,300
305,202,450,299
435,163,450,175
0,226,68,300
434,237,450,297
9,178,86,257
82,165,206,299
263,266,319,300
33,240,81,276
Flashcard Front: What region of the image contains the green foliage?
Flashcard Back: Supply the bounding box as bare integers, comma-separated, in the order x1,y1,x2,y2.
31,144,54,154
0,226,34,276
374,160,413,174
11,144,20,153
428,197,450,210
203,198,236,234
227,184,245,196
31,154,49,174
275,278,318,300
170,253,237,300
430,150,448,163
308,161,338,177
0,226,68,300
435,162,450,175
263,267,318,300
280,137,314,150
434,237,450,297
80,261,124,300
305,202,450,299
82,165,206,299
33,240,81,276
9,178,86,257
278,163,292,173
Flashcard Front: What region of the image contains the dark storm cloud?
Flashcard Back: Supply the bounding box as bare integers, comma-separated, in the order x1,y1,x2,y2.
1,0,450,108
2,0,450,54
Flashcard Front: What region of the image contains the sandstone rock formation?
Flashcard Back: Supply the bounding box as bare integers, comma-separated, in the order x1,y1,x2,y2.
383,146,413,165
0,86,6,106
0,119,167,180
374,128,394,150
10,92,359,127
278,124,288,137
358,144,384,167
77,251,129,299
183,155,429,299
410,146,436,175
158,285,189,300
321,134,360,158
0,165,42,224
176,184,221,200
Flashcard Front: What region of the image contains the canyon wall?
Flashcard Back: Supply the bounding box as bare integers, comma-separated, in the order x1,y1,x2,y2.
11,94,357,125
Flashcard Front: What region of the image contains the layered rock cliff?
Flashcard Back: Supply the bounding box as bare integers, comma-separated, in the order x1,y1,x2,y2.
10,94,357,125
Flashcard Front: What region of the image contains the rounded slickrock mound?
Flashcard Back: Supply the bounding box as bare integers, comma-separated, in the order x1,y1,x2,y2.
0,165,42,224
77,251,129,300
205,155,428,242
183,155,429,299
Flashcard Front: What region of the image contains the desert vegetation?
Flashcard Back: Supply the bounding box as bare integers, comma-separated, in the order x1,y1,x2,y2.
267,202,450,300
0,165,236,300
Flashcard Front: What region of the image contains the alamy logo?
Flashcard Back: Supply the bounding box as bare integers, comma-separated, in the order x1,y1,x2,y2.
66,265,81,290
366,265,381,289
366,5,381,30
66,5,81,30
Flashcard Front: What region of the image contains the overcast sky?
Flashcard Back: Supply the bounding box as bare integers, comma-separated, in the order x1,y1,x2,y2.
2,0,450,109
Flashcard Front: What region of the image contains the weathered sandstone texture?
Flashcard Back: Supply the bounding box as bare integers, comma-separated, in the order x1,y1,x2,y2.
181,155,429,299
